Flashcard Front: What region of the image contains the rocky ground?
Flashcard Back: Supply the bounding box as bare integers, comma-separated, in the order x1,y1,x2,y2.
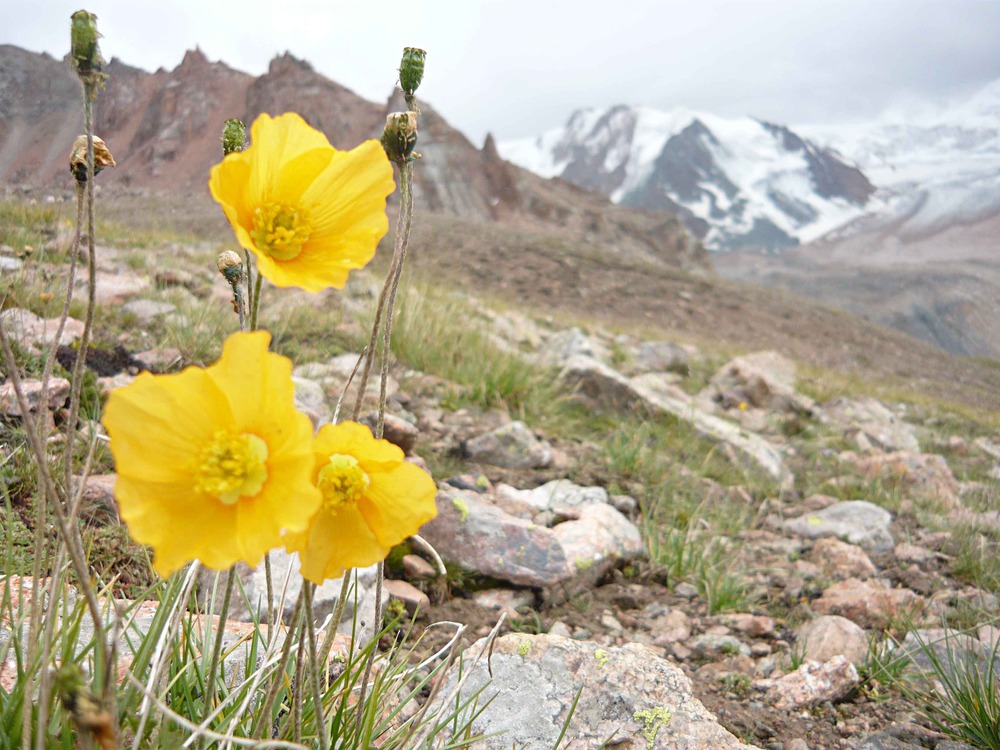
1,203,999,749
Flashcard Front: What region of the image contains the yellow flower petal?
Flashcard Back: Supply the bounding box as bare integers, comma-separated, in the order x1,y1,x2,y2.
358,461,438,549
289,503,387,584
209,112,395,293
102,331,321,577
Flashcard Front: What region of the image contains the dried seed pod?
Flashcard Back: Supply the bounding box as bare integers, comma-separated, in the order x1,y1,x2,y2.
69,134,116,183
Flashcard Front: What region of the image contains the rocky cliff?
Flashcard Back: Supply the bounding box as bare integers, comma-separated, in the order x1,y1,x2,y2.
0,45,707,273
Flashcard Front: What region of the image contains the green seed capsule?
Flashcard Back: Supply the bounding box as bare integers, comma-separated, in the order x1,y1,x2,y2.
70,10,102,75
221,119,247,155
380,112,419,164
399,47,426,96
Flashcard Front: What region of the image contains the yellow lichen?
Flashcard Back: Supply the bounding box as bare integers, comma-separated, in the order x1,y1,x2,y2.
634,706,672,749
452,496,470,523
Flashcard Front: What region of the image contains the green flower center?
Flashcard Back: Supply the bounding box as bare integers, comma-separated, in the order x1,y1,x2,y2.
195,431,269,505
250,201,311,261
317,454,370,511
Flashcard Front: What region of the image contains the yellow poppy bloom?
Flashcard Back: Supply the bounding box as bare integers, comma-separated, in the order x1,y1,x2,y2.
285,421,438,584
101,331,321,577
209,112,395,293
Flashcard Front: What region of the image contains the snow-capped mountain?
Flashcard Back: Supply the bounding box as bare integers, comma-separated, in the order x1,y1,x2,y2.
501,106,876,251
801,80,1000,239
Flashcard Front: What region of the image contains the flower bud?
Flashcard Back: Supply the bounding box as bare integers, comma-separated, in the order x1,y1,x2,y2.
399,47,426,96
217,250,245,286
69,134,116,183
70,10,103,75
380,111,419,163
221,119,246,156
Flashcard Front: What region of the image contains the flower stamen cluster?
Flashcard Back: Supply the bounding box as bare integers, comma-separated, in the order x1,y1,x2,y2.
195,430,269,505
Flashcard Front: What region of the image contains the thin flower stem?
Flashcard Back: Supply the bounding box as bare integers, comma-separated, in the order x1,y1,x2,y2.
63,100,99,495
265,553,276,634
354,157,414,732
256,591,304,738
36,180,84,435
350,252,400,422
289,625,306,741
376,161,414,439
301,584,329,750
33,549,69,750
0,323,106,656
316,573,353,675
250,270,263,333
203,569,237,720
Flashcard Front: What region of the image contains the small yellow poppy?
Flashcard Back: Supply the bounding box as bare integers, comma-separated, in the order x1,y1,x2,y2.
102,331,321,577
209,112,395,293
285,421,438,584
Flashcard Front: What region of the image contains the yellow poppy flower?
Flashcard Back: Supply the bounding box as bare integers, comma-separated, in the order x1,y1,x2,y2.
209,112,395,293
101,331,321,577
285,421,438,584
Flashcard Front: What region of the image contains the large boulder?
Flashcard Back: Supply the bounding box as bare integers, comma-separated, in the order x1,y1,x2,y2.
420,488,641,595
430,633,763,749
560,354,791,485
784,500,894,554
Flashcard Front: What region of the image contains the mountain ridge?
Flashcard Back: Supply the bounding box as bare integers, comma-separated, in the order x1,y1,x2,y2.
0,44,707,274
502,104,875,252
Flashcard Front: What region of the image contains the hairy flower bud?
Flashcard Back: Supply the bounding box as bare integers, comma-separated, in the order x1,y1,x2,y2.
217,250,245,286
70,10,103,75
380,111,418,164
69,134,116,183
221,119,246,156
399,47,426,97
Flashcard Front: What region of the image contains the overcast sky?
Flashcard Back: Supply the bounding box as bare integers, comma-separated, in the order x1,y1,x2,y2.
4,0,1000,145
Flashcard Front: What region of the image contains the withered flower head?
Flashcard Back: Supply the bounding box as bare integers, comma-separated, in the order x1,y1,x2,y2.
69,135,116,183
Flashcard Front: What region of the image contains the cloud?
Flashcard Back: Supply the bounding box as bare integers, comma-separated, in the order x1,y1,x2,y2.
3,0,999,143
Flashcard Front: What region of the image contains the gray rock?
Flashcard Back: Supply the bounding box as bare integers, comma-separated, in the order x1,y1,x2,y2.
702,350,815,414
358,411,419,453
429,633,763,749
822,397,920,453
634,341,690,374
463,420,552,469
121,299,176,322
0,308,85,352
420,488,641,594
550,502,644,584
560,354,792,485
420,488,573,588
687,634,751,659
536,327,608,369
294,354,399,414
0,377,70,416
784,500,894,554
761,655,859,709
808,537,877,580
812,578,923,628
497,478,609,511
796,615,868,665
292,376,332,427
